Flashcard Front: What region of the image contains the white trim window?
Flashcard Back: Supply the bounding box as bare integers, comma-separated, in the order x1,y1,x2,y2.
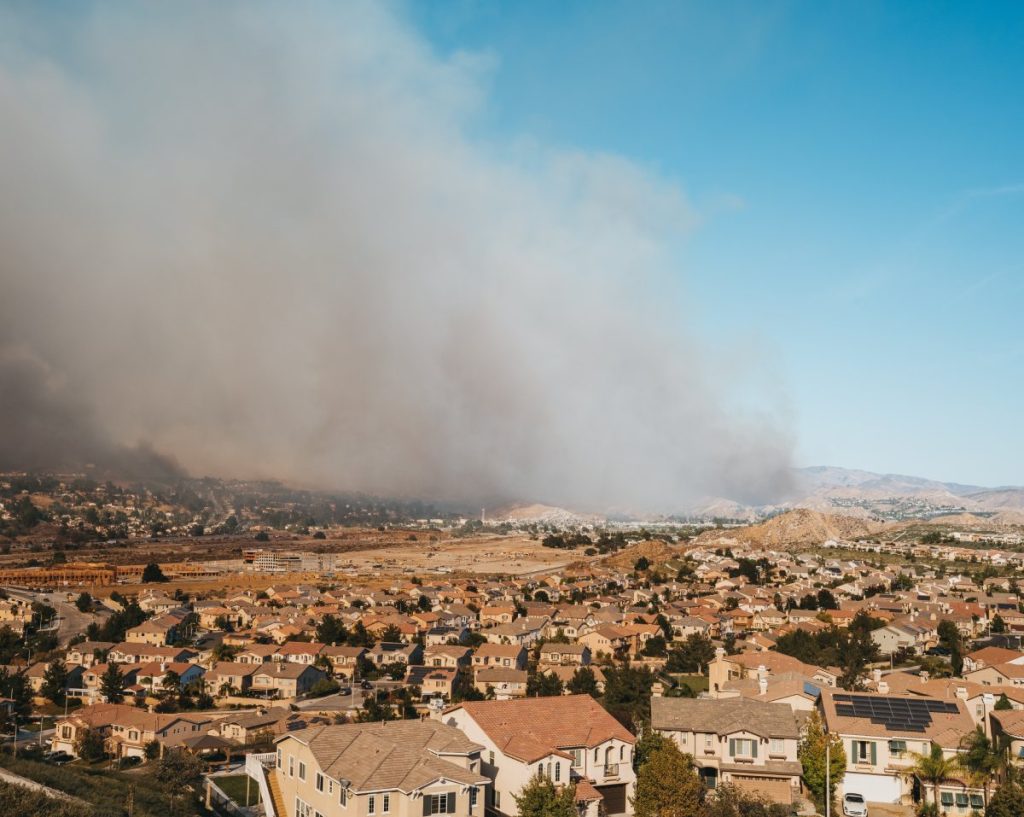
383,794,391,814
316,773,324,792
369,795,376,815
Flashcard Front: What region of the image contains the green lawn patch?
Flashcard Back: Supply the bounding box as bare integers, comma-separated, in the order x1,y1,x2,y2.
214,774,261,807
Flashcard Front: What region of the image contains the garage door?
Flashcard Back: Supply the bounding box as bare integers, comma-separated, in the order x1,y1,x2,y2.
596,784,627,816
732,776,792,804
842,772,902,803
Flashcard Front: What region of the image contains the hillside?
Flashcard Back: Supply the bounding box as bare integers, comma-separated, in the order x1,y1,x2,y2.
695,509,888,549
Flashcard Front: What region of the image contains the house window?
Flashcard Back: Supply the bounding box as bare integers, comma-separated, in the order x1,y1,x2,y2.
424,793,456,815
316,773,324,792
770,738,785,755
940,792,955,807
382,794,391,813
494,791,500,810
289,756,295,777
852,741,876,764
369,796,376,815
277,749,282,768
888,740,907,757
570,748,583,767
489,751,494,766
955,793,969,808
704,734,713,749
296,798,312,817
554,763,561,782
329,780,334,795
729,739,757,758
969,794,984,809
298,761,306,781
593,748,599,762
340,788,348,808
470,788,478,809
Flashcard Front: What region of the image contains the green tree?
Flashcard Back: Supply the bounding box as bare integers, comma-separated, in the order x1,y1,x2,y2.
141,562,169,582
357,694,396,722
315,613,348,645
937,619,965,675
514,772,577,817
100,663,125,703
527,671,564,698
74,592,92,613
987,772,1024,817
911,743,959,813
703,783,790,817
602,664,655,729
991,614,1007,634
41,657,69,705
567,666,599,696
155,748,204,788
631,740,704,817
798,710,845,813
665,633,714,674
632,729,670,771
959,727,999,809
75,727,107,761
995,693,1013,711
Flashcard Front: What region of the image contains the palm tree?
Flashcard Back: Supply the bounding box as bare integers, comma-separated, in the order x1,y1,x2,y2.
912,743,960,812
960,727,999,809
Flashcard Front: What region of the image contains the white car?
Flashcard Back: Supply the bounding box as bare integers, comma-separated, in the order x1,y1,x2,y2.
842,793,868,817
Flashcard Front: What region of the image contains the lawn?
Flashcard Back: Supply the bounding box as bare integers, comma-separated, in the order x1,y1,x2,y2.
671,674,709,695
215,773,262,807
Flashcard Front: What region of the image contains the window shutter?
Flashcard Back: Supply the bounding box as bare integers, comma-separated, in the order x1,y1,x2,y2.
423,796,431,817
870,742,877,765
850,741,856,763
447,793,455,814
751,741,758,759
729,738,735,756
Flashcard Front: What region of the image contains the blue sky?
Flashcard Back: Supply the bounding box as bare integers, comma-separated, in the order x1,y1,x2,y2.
411,1,1024,487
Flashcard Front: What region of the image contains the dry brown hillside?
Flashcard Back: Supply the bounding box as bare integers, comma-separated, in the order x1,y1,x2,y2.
696,509,888,549
601,538,681,570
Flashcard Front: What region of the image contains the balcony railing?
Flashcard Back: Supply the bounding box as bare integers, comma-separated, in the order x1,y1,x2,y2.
603,764,620,778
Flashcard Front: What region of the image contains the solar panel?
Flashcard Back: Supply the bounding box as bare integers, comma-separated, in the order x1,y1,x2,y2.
831,694,958,732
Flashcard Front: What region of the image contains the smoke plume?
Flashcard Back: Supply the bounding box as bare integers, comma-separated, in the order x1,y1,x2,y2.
0,2,792,510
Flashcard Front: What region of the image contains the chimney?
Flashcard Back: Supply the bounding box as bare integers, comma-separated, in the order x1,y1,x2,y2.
758,677,768,696
878,680,889,695
715,647,725,660
956,687,968,701
920,671,930,684
652,681,664,698
757,664,767,680
873,668,882,684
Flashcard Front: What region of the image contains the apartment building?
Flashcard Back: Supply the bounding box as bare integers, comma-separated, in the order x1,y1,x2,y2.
273,721,488,817
651,696,802,804
443,695,635,817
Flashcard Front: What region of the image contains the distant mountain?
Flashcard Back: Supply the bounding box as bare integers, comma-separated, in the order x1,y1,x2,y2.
685,466,1024,522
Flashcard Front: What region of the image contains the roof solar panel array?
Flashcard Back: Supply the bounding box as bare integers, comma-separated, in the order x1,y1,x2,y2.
832,694,959,733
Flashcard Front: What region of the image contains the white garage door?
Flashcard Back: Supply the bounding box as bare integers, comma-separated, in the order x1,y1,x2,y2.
842,772,902,804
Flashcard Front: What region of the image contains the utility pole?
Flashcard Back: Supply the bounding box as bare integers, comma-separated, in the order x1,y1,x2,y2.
825,740,831,817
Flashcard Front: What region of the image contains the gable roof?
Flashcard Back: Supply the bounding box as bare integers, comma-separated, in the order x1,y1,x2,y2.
447,694,633,763
651,696,799,739
278,721,487,793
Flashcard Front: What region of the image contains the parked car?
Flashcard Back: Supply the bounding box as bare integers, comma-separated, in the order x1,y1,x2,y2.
360,680,374,690
46,751,73,766
842,793,867,817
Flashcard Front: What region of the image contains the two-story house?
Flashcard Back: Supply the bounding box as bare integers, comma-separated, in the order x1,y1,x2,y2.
443,695,635,817
271,721,488,817
650,696,801,804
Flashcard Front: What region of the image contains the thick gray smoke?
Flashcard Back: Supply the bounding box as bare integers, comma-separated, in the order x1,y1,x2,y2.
0,2,792,510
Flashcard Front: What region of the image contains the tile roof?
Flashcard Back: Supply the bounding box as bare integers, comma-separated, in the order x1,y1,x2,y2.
651,696,799,739
447,694,633,763
279,721,487,793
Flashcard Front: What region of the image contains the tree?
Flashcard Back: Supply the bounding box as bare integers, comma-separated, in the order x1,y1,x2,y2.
41,657,68,705
75,727,107,761
631,740,704,817
634,557,651,572
991,614,1007,634
911,743,959,813
527,671,564,698
514,772,577,817
357,694,396,722
74,592,92,613
316,614,348,646
156,749,204,789
602,664,655,729
141,562,168,583
937,619,965,675
960,727,999,809
816,589,839,610
988,772,1024,817
995,693,1013,710
0,667,32,718
100,663,125,703
632,729,670,771
704,784,790,817
641,635,667,657
798,710,845,813
567,667,599,697
665,634,714,674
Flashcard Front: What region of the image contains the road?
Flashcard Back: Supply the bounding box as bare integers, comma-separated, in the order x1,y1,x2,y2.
3,587,107,646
